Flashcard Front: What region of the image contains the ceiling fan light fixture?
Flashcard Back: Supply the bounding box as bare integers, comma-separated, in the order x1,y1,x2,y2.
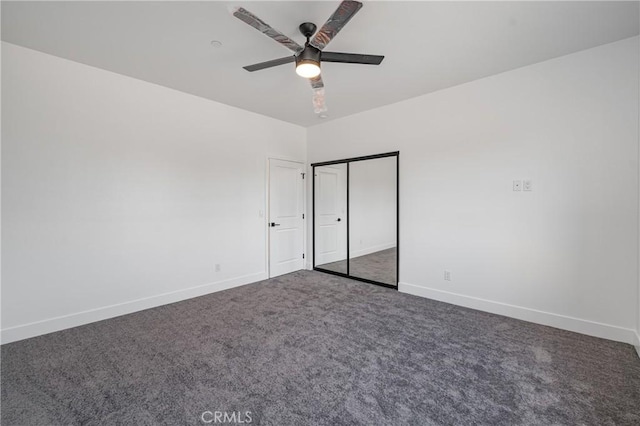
295,46,321,78
296,62,321,78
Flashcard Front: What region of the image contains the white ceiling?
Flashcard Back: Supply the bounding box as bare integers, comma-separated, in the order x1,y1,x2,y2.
2,1,638,127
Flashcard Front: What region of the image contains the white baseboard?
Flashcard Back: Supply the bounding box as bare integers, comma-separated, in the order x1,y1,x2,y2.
350,242,396,259
399,282,638,346
0,271,267,345
635,333,640,359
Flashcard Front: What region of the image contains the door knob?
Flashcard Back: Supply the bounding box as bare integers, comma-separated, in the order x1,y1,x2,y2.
270,222,281,227
336,218,342,222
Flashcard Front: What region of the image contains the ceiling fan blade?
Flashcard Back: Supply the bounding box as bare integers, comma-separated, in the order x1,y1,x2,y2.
243,56,295,72
310,76,327,113
310,75,324,90
232,7,304,53
321,52,384,65
312,90,327,114
310,1,363,51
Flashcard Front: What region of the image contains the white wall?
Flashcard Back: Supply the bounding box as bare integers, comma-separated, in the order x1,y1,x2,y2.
1,42,306,343
308,36,640,345
349,157,397,258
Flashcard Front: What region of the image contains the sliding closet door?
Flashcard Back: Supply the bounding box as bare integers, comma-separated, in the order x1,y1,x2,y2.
312,152,398,288
314,164,348,274
348,157,397,286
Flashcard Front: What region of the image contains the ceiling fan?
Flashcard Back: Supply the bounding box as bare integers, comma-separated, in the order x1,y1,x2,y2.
232,0,384,115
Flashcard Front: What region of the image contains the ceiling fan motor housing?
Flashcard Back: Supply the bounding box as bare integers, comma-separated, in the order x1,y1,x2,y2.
296,45,321,69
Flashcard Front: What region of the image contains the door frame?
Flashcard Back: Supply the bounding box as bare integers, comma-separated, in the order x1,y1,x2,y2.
266,157,307,278
311,151,399,289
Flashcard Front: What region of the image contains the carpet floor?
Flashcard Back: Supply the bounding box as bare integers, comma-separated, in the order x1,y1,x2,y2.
317,247,397,286
2,270,639,425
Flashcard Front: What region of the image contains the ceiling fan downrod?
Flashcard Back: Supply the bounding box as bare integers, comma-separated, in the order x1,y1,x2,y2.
296,22,321,78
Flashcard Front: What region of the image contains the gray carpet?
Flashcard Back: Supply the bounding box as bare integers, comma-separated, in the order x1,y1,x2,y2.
2,270,639,425
318,247,397,285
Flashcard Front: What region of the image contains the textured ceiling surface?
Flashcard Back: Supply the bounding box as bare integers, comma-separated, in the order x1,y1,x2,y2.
2,1,639,127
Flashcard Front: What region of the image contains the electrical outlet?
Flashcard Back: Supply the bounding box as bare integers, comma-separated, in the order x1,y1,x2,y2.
215,264,221,272
513,180,522,191
444,270,451,281
523,180,532,191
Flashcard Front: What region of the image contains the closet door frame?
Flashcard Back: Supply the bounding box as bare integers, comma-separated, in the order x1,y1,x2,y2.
312,151,399,289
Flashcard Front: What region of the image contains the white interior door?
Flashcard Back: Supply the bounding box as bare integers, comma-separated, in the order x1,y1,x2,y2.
269,159,305,278
315,165,347,265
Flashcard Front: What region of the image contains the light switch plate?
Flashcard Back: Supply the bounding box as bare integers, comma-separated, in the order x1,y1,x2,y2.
523,180,532,191
513,180,522,191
